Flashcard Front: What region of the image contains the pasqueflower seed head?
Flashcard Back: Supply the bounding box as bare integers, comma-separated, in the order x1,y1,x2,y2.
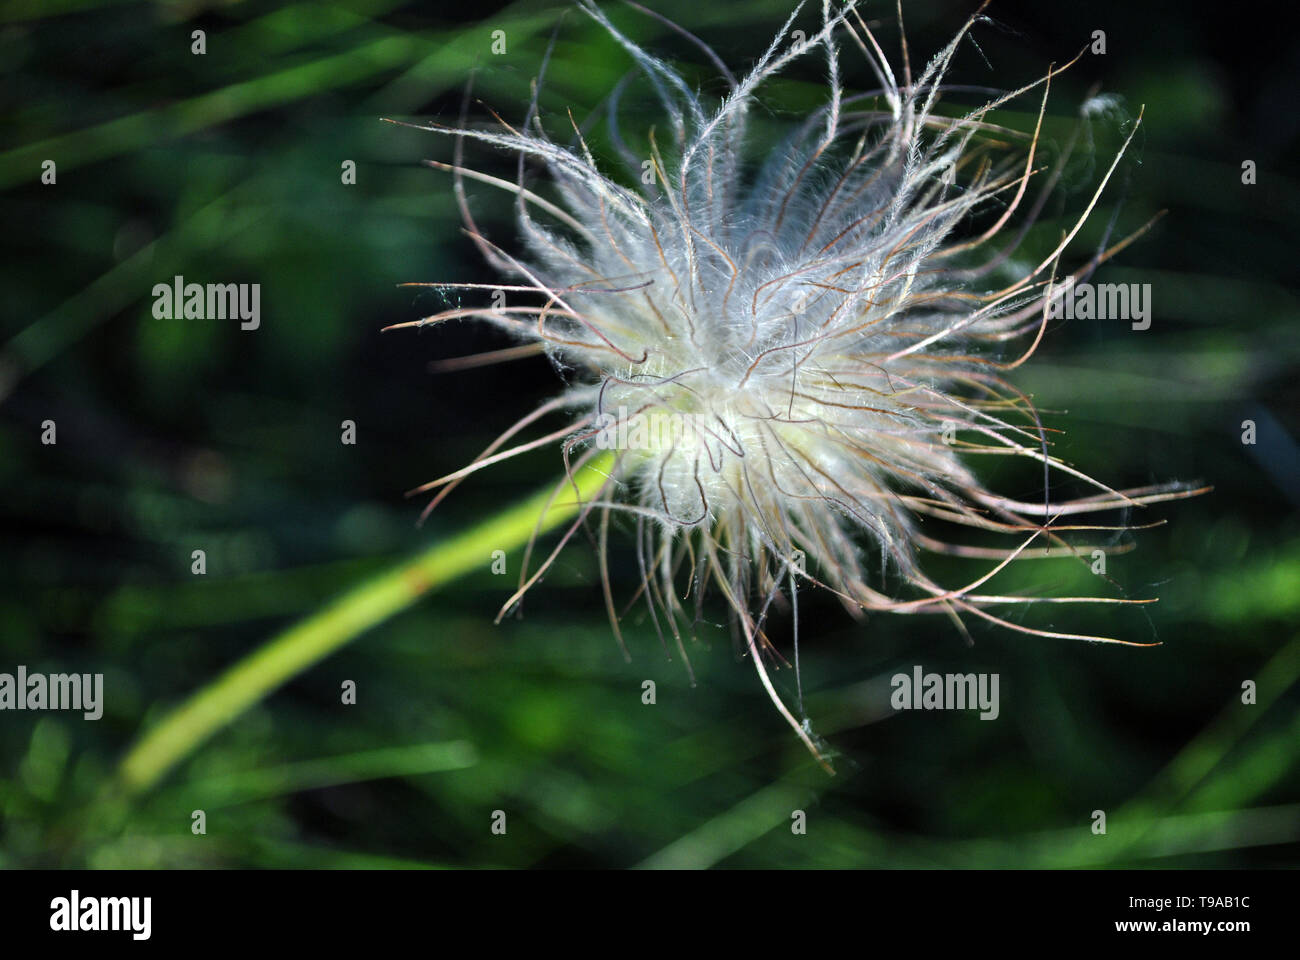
391,1,1203,770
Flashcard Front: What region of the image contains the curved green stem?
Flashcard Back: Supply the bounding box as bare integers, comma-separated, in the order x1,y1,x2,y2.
117,452,614,795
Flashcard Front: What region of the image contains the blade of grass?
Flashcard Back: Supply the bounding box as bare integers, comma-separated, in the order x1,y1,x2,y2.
166,741,479,808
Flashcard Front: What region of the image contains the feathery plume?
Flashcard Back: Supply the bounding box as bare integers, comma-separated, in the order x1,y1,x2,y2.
389,2,1204,770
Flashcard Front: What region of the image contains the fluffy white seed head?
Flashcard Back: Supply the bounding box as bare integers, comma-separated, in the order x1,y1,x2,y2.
398,1,1201,768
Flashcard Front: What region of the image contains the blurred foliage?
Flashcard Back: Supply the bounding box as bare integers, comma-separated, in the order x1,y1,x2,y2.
1,0,1297,868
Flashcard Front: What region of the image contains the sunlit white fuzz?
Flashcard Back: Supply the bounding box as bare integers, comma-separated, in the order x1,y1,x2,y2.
392,2,1202,769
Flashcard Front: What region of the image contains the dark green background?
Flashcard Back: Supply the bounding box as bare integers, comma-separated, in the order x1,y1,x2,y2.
1,0,1297,868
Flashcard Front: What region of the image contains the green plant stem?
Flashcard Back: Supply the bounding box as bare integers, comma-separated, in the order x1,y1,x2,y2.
117,453,614,795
